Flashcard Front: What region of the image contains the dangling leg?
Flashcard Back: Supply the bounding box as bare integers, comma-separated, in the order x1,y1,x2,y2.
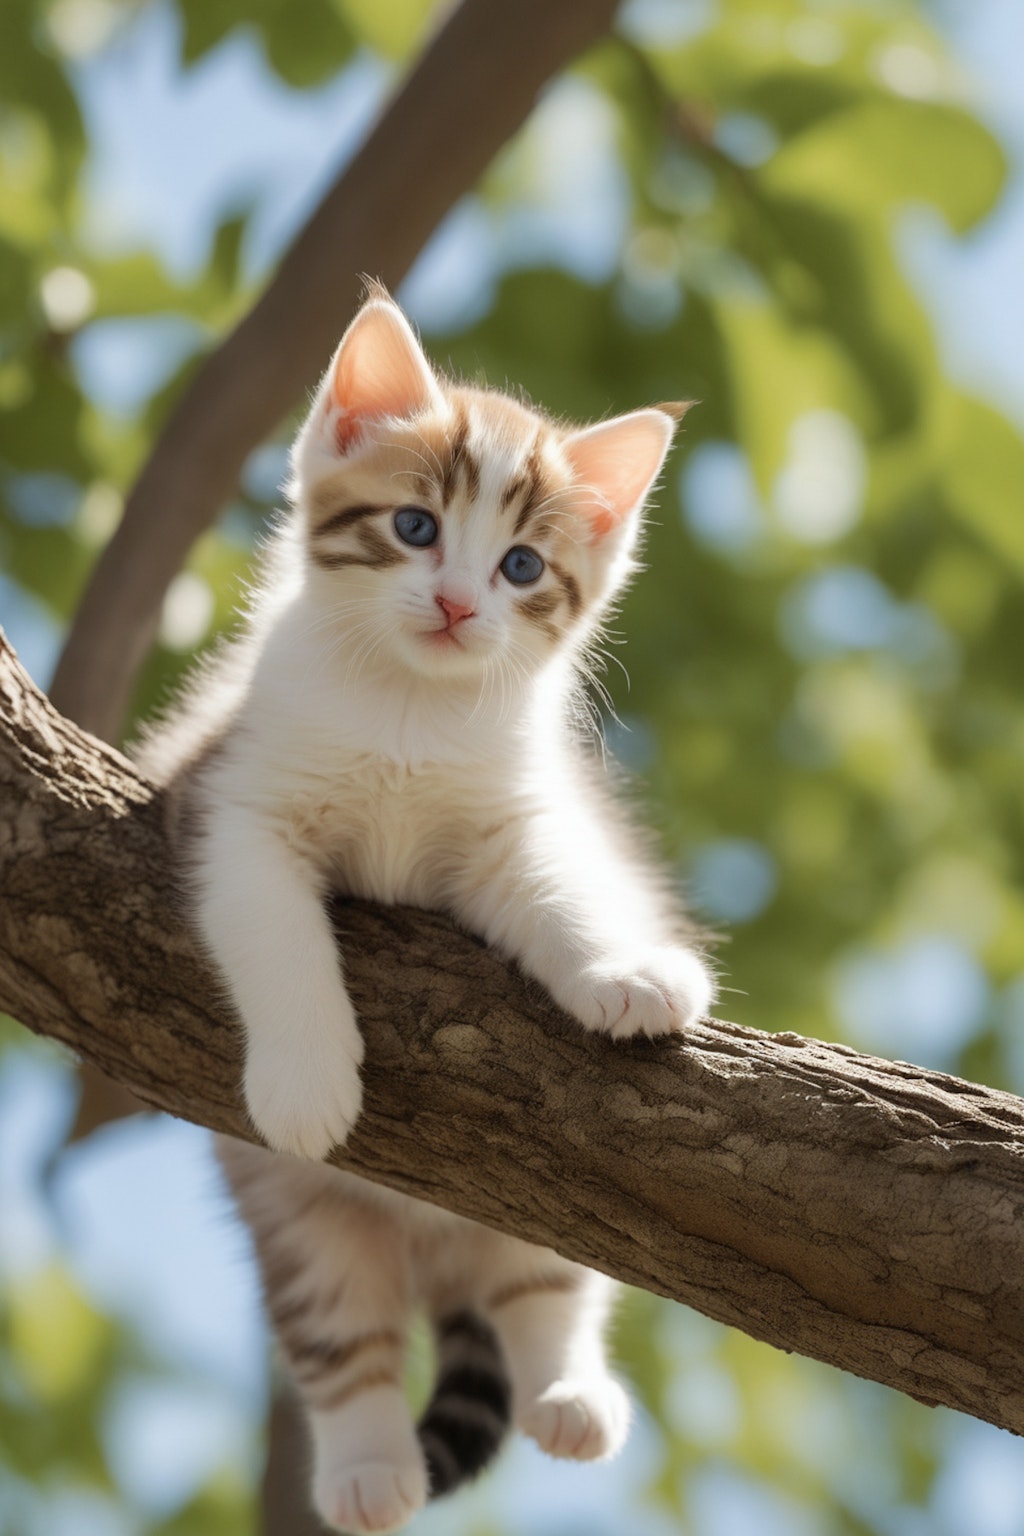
219,1140,428,1535
425,1220,630,1465
481,1239,630,1461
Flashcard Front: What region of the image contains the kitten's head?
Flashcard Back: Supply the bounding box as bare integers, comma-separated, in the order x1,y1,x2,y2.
289,285,686,688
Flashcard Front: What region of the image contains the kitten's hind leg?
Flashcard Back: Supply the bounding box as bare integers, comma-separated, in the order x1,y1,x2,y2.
309,1389,426,1536
220,1144,427,1534
296,1228,426,1535
483,1245,630,1463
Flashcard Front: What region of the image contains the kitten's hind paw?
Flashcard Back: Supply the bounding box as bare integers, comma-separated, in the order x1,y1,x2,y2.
315,1460,428,1535
520,1378,631,1462
571,947,714,1040
244,1031,363,1160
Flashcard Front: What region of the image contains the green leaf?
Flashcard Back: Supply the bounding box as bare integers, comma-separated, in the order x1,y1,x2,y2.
0,0,85,202
87,251,197,321
746,195,935,434
702,289,865,489
0,352,92,477
762,98,1006,233
258,0,354,88
176,0,354,86
335,0,434,60
940,395,1024,578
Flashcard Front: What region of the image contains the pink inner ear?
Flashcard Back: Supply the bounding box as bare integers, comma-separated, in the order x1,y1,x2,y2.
564,410,676,537
328,302,440,451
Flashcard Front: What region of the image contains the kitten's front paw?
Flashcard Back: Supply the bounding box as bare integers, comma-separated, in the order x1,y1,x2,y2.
244,1019,364,1160
315,1459,428,1535
569,947,714,1040
520,1378,630,1462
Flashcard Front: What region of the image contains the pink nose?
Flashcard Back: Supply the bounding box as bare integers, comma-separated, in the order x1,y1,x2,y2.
436,594,476,626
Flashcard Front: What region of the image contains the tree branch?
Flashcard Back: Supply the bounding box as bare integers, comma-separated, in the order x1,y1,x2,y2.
48,0,619,744
3,629,1024,1435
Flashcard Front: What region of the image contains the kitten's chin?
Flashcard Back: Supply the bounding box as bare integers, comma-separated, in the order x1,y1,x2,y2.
392,625,490,681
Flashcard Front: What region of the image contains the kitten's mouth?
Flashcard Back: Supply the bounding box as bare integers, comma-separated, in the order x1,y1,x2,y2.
422,624,467,650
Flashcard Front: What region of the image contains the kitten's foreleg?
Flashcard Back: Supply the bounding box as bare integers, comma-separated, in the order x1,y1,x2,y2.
194,801,363,1159
455,811,715,1040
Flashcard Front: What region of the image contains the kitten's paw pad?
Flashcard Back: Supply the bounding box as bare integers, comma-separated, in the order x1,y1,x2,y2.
315,1459,428,1535
520,1379,630,1462
574,948,713,1040
244,1035,363,1160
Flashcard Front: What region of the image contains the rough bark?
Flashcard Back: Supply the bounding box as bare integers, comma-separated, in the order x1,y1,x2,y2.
3,630,1024,1437
48,0,619,745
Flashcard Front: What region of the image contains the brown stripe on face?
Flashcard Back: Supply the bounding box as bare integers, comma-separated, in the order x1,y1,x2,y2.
311,501,386,540
516,590,560,640
547,559,582,620
440,406,467,505
438,403,481,507
460,441,481,504
501,475,525,509
509,439,546,534
359,524,405,567
284,1327,403,1388
407,469,434,502
486,1272,582,1311
311,522,407,571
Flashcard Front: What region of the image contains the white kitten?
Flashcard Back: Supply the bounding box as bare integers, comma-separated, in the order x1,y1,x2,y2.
138,285,715,1535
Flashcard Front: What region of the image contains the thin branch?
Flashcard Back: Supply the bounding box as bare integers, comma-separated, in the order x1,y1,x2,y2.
260,1384,324,1536
3,630,1024,1434
48,0,619,744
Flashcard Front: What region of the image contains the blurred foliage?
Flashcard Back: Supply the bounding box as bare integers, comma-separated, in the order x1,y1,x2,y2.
2,0,1023,1532
0,1230,255,1534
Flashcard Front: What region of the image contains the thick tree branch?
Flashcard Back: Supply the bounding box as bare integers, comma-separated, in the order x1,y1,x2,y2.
3,630,1024,1436
49,0,619,744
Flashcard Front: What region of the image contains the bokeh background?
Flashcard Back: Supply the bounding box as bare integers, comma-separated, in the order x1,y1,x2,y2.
2,0,1023,1532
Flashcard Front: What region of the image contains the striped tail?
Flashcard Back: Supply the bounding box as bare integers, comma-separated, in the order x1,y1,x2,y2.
417,1310,512,1498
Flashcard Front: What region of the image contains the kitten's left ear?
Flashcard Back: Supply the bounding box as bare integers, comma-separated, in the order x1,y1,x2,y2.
322,295,446,454
564,404,690,539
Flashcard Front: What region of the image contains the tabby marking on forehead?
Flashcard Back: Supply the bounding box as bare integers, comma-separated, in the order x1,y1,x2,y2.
496,432,546,531
501,437,543,513
439,403,482,507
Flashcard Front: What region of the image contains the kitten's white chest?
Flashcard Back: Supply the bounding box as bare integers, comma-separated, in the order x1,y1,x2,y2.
286,753,479,907
228,648,527,908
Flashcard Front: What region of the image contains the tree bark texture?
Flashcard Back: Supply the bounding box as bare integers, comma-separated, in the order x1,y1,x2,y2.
3,631,1024,1437
49,0,619,744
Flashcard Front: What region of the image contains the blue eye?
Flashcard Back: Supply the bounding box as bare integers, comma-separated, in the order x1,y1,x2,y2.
394,507,438,547
500,545,544,585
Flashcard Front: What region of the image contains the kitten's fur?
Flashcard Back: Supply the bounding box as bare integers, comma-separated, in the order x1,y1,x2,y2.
138,286,715,1535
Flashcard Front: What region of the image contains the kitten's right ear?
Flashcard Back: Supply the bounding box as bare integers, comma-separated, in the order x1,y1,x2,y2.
318,295,445,455
563,408,682,540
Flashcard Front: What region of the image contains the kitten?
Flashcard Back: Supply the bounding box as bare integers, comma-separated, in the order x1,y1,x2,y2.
138,285,715,1535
